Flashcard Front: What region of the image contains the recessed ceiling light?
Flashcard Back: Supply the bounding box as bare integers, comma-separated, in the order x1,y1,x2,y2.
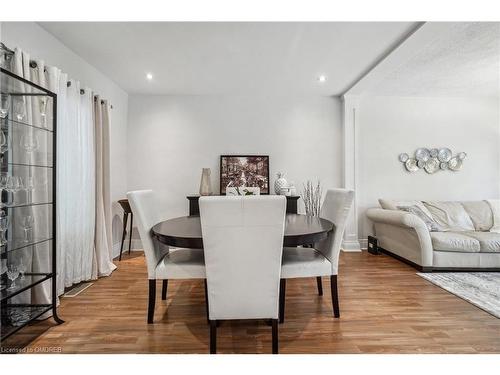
317,75,327,83
146,73,153,80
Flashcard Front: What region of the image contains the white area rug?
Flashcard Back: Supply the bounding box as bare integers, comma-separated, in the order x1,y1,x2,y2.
417,272,500,318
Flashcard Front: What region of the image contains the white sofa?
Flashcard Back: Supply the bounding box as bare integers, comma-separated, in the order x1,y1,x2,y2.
366,199,500,271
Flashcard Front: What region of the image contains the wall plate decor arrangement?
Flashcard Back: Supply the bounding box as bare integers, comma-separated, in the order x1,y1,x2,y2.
220,155,269,195
0,68,63,341
399,148,467,174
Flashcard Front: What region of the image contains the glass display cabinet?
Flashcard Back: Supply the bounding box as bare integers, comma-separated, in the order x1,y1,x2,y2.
0,67,63,342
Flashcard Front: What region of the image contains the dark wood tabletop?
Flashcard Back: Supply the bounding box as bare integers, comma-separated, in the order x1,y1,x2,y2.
151,214,334,249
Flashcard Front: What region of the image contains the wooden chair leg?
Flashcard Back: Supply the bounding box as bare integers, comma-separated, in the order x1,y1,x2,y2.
279,279,286,324
204,279,209,323
209,320,217,354
316,276,323,296
119,212,128,261
148,280,156,324
128,213,133,255
161,280,168,300
272,319,279,354
330,275,340,318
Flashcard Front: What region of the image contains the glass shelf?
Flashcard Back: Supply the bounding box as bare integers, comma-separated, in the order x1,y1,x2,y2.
0,304,52,339
1,237,52,255
1,117,54,133
0,273,52,302
1,70,54,97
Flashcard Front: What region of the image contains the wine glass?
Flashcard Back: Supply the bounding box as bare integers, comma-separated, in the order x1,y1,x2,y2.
13,97,26,122
6,175,21,204
22,215,34,243
18,257,27,280
39,97,48,127
6,265,19,291
20,132,39,154
0,259,7,290
0,214,9,245
0,130,10,155
0,174,7,207
0,93,10,119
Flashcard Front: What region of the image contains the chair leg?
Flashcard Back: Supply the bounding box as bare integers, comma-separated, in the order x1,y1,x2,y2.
279,279,286,324
119,212,128,261
330,275,340,318
148,279,156,324
272,319,279,354
128,213,133,255
209,320,217,354
316,276,323,296
161,280,168,300
204,279,209,323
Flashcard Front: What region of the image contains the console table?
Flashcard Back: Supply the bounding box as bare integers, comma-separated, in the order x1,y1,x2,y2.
186,195,300,216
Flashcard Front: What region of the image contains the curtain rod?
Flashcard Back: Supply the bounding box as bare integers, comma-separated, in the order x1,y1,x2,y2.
65,80,113,109
0,42,114,110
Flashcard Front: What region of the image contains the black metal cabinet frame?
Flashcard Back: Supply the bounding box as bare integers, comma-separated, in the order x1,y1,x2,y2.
0,67,63,342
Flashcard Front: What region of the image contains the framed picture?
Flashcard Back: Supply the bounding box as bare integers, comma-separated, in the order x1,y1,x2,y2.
220,155,270,195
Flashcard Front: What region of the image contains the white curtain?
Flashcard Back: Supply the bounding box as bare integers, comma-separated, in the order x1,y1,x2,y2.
10,48,114,304
93,96,115,277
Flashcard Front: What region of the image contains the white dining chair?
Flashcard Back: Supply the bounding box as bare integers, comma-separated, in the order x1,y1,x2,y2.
199,195,286,354
127,190,206,324
280,188,354,322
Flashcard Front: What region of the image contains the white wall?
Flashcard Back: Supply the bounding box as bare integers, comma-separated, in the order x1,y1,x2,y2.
357,95,500,240
127,94,342,221
1,22,129,246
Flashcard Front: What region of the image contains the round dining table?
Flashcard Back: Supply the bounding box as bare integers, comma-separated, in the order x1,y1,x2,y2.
151,213,334,249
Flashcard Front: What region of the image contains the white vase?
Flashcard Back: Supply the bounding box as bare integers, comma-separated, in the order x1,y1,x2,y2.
274,172,288,195
199,168,213,196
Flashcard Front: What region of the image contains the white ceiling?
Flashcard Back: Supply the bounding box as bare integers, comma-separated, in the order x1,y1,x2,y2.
38,22,418,95
366,22,500,97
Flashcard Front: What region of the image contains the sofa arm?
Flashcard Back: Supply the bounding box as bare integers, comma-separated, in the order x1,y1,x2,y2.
366,208,433,267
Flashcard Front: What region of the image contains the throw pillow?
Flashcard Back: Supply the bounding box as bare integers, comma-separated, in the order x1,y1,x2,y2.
397,205,442,232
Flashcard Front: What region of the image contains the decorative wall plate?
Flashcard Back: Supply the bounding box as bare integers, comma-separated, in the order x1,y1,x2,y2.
438,148,452,162
398,153,409,163
415,148,430,162
405,158,419,172
440,162,448,170
429,148,439,158
424,158,439,174
448,157,463,171
457,152,467,160
417,160,426,168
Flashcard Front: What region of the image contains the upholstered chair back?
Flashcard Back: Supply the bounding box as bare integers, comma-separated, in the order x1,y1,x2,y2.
127,190,168,279
315,189,354,274
199,196,286,320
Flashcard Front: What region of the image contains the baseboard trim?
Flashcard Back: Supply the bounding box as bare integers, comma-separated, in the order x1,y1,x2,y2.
342,239,362,252
112,240,143,259
378,247,500,273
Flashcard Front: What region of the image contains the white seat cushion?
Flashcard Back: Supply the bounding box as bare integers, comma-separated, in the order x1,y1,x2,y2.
281,247,332,279
430,232,480,253
463,232,500,253
155,248,206,279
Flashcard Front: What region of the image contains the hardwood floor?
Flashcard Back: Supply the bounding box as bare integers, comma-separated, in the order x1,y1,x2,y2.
3,251,500,353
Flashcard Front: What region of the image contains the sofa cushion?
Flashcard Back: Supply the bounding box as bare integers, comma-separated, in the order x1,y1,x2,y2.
462,232,500,253
461,201,493,231
423,201,475,232
430,232,480,253
379,199,433,218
